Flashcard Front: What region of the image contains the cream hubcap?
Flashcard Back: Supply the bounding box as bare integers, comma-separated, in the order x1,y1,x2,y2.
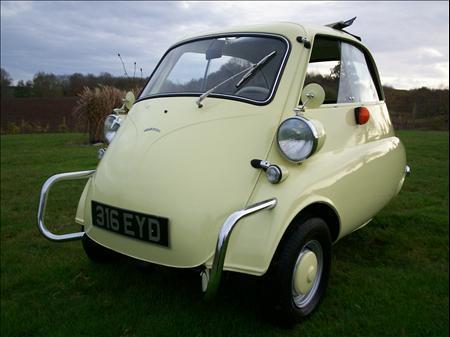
293,250,318,294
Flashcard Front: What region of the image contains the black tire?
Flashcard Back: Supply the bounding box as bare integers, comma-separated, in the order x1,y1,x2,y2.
265,217,332,324
82,234,119,263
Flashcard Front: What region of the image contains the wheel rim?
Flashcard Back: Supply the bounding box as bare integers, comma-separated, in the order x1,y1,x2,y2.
292,240,323,309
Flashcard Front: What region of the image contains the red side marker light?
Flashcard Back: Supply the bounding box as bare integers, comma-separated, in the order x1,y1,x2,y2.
355,107,370,125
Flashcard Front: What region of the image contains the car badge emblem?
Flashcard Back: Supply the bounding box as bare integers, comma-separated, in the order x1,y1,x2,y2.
144,127,161,133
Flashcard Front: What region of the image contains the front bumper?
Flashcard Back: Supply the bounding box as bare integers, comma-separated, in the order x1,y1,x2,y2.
37,170,95,241
37,170,277,296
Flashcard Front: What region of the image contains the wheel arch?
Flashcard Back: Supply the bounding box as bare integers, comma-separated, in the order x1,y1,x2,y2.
270,201,341,269
292,202,341,243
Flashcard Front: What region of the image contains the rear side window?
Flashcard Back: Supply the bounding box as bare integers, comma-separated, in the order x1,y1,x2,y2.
338,43,379,103
304,36,380,104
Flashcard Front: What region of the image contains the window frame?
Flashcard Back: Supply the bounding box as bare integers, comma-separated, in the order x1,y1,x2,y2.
303,34,385,105
136,33,291,106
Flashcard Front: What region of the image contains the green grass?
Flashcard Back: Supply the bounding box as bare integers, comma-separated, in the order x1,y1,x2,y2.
1,131,448,337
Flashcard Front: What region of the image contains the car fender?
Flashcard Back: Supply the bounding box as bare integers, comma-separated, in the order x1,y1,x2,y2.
211,191,339,276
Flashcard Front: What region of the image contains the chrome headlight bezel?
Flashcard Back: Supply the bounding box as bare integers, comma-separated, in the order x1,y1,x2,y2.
104,114,122,144
276,116,322,163
266,165,282,184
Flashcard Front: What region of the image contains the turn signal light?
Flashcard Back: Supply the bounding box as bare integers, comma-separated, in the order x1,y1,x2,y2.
355,107,370,125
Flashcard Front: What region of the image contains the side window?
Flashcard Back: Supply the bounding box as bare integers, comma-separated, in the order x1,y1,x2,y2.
304,37,340,104
304,36,380,104
338,42,379,103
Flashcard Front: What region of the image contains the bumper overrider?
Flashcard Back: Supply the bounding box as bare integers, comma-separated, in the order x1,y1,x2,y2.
37,170,277,297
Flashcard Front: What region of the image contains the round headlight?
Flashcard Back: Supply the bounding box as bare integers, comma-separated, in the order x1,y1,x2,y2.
276,116,322,163
104,114,122,144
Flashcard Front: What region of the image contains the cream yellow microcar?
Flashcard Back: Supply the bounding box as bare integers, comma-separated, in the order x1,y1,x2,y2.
38,18,410,323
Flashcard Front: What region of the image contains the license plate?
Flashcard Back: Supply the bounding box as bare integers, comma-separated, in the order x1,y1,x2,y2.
91,201,169,247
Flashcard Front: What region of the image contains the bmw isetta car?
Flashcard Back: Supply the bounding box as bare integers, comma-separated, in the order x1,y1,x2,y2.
38,18,410,322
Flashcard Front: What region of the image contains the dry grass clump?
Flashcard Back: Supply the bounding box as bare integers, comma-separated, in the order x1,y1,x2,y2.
74,85,125,143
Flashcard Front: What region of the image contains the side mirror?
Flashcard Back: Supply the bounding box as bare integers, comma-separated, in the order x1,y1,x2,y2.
113,91,136,114
124,91,135,110
300,83,325,109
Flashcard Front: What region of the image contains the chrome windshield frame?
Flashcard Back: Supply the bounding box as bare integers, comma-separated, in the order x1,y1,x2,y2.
136,33,291,106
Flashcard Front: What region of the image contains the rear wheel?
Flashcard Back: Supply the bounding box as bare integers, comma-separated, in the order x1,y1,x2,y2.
82,234,119,263
265,217,332,324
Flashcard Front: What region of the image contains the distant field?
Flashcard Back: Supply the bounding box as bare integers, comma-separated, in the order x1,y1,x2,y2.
1,131,448,337
0,97,81,134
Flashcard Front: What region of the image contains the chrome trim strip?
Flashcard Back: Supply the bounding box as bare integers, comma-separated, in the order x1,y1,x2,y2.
351,218,372,233
204,198,277,298
37,170,95,242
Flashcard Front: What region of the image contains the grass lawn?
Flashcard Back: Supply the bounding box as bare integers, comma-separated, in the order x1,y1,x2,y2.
1,131,448,337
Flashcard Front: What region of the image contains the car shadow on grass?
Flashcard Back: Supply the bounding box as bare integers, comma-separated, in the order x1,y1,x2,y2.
73,218,399,335
80,254,290,333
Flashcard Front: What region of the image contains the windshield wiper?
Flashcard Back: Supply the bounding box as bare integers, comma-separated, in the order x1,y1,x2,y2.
235,51,276,88
196,50,277,108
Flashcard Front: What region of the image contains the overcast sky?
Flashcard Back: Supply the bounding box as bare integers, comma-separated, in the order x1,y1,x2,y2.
1,1,448,89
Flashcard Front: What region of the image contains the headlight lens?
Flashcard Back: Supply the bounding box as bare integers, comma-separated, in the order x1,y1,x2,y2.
266,165,282,184
276,117,319,163
104,114,122,144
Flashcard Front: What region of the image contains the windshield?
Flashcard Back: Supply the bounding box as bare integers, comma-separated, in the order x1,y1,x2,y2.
139,35,288,103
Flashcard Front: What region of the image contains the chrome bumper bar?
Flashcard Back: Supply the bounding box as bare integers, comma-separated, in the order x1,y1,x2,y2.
203,198,277,298
37,170,95,242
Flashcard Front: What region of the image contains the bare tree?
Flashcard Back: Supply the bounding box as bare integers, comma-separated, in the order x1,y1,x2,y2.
1,68,12,97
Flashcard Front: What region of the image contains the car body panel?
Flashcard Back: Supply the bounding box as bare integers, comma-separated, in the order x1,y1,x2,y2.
209,101,406,275
78,97,287,268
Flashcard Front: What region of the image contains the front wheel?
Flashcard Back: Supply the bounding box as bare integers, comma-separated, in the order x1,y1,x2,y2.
265,217,332,324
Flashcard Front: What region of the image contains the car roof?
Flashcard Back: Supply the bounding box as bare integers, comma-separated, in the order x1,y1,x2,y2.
174,22,363,47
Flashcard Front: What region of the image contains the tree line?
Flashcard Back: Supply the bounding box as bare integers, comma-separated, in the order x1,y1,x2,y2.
1,68,147,98
1,67,448,124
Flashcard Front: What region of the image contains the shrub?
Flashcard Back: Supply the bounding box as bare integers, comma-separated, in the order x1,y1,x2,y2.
6,122,20,134
58,117,69,133
20,119,35,133
73,85,125,143
33,122,50,133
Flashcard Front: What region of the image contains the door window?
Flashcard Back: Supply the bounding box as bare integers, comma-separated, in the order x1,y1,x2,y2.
304,36,380,104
